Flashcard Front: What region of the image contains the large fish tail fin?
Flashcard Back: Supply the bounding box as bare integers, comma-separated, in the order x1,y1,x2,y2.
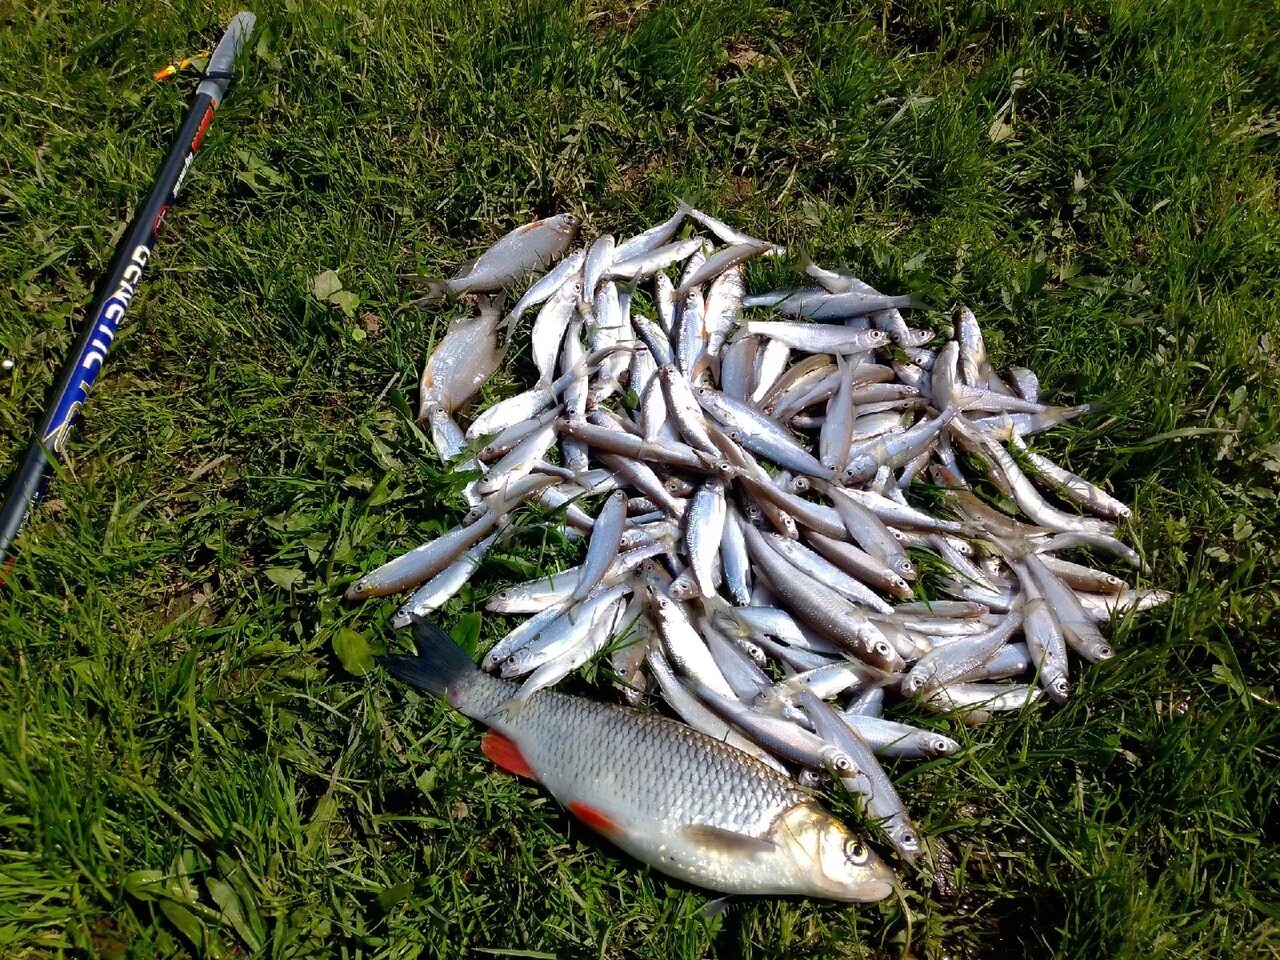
379,618,478,700
891,293,925,311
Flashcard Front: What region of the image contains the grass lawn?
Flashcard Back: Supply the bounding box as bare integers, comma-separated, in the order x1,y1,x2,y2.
2,1,1279,957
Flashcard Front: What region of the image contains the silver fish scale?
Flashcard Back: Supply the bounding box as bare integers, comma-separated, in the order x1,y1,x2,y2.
456,671,805,836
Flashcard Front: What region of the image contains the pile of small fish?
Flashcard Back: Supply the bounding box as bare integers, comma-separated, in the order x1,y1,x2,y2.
353,204,1168,898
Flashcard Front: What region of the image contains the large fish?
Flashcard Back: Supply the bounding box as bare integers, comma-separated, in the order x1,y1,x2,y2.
425,213,580,300
381,620,896,902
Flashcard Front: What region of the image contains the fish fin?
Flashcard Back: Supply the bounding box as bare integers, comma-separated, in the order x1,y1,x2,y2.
378,618,479,700
568,801,620,836
472,290,507,328
701,896,738,919
891,293,924,311
680,824,776,857
797,252,855,294
480,730,537,780
407,281,453,306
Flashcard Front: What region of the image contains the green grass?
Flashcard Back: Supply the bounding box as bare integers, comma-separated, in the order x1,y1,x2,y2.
2,0,1279,956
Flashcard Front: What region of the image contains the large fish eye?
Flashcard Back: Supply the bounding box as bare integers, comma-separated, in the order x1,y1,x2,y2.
844,839,869,864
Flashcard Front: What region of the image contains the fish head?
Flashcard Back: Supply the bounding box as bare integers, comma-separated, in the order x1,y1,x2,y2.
820,747,857,776
796,768,829,789
861,628,905,672
900,672,927,697
842,454,878,485
498,650,533,679
769,803,896,902
886,818,924,862
669,575,698,600
924,733,960,757
553,214,582,236
1047,675,1071,704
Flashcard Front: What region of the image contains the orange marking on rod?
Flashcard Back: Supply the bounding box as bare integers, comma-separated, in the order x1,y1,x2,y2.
568,801,619,836
481,730,536,780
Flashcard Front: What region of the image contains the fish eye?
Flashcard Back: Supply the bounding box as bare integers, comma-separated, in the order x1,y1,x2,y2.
899,830,918,847
844,839,868,864
1098,646,1114,659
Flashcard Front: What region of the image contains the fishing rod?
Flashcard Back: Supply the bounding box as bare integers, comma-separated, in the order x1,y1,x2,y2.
0,11,256,573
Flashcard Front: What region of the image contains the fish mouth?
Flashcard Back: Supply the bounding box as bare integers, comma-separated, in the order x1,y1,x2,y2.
838,877,895,903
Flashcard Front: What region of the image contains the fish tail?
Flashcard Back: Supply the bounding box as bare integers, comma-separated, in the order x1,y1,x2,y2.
891,293,924,311
379,618,479,700
407,281,451,307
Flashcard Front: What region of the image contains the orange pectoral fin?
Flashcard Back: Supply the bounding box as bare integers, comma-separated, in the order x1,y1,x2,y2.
481,731,536,780
568,801,619,837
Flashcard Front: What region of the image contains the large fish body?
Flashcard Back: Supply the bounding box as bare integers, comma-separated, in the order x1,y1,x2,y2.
436,213,581,298
419,295,507,416
383,621,895,902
